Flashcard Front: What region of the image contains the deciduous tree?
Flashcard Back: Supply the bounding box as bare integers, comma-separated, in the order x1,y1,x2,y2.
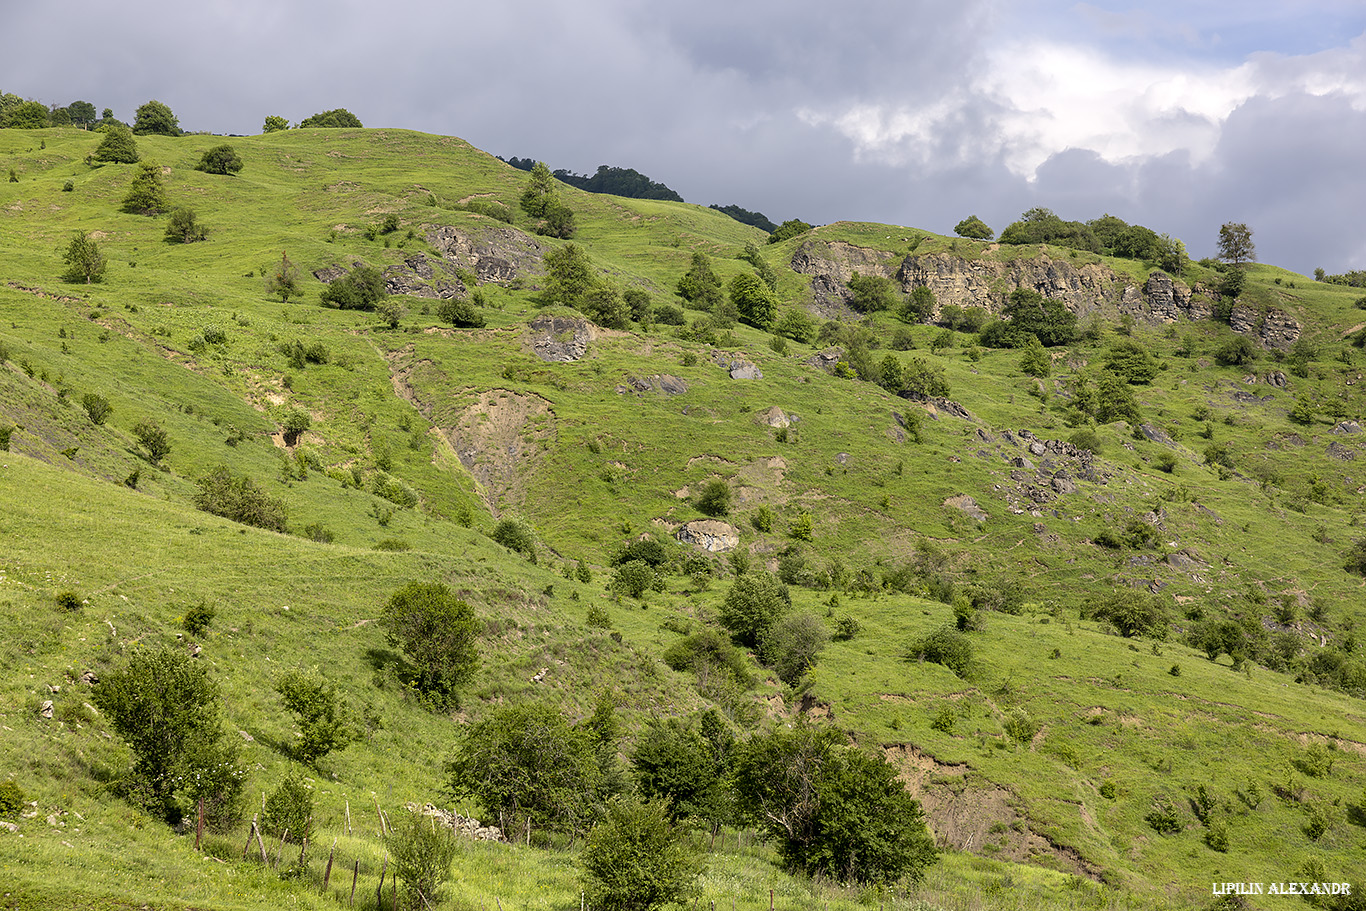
953,215,993,240
121,162,169,215
195,144,243,175
579,798,703,911
262,115,288,133
61,231,106,284
92,125,139,163
132,100,180,136
1217,223,1256,268
380,581,480,700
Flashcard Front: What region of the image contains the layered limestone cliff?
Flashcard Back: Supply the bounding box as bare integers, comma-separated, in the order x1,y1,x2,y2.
789,241,1299,348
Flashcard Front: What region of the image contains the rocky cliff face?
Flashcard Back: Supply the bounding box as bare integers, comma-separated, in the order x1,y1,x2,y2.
789,241,1300,347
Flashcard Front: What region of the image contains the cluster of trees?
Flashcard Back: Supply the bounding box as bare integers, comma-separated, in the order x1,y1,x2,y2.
519,161,576,238
0,94,98,128
709,203,777,233
997,208,1186,272
447,700,937,891
503,157,684,202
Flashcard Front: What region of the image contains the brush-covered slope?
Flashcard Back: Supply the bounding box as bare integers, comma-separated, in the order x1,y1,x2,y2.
3,124,1366,910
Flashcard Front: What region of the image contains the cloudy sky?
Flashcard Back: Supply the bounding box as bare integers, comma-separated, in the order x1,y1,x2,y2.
7,0,1366,275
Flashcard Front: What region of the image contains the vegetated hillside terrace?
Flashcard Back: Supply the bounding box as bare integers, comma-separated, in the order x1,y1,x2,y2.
3,122,1366,911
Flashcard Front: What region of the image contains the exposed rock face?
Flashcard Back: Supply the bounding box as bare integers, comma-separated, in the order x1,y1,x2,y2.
726,359,762,380
425,225,545,284
527,315,595,362
805,348,844,372
898,252,1126,320
383,255,467,299
617,374,688,395
676,519,740,552
789,241,903,315
756,406,796,428
944,494,989,521
1229,302,1301,349
1143,271,1211,322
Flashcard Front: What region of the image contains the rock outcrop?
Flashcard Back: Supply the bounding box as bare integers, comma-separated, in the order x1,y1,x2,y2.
425,225,545,284
676,520,741,552
527,315,595,362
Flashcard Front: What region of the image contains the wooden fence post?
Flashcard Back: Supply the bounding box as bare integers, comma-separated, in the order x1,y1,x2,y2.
323,838,336,890
376,857,388,910
243,815,257,859
349,859,359,907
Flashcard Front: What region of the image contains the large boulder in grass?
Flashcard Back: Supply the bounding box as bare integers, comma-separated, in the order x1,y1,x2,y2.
676,520,741,553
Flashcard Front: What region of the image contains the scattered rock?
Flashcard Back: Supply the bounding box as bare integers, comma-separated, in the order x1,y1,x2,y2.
620,375,688,396
1332,421,1363,435
78,670,97,686
425,225,544,285
1266,371,1288,388
1327,441,1357,461
0,821,17,834
804,348,844,372
1009,456,1034,469
39,700,53,719
1137,424,1173,445
944,495,989,521
405,803,503,841
757,406,794,428
676,520,741,553
727,360,762,380
239,730,255,742
527,315,595,362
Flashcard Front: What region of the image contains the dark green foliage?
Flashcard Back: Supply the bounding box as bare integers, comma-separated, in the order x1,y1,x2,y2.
900,286,936,324
695,478,731,517
1068,371,1141,425
833,616,861,641
719,571,791,648
519,161,556,217
132,100,180,136
380,581,480,700
132,419,170,462
662,629,754,687
999,207,1099,252
195,144,242,176
491,518,537,562
611,537,669,567
953,215,994,240
193,466,287,532
580,797,703,911
938,302,988,332
767,219,813,244
61,231,107,284
164,207,207,243
761,610,829,685
387,813,459,910
262,115,288,133
709,203,777,233
1083,590,1169,638
298,108,362,128
1003,709,1039,746
623,287,652,322
121,162,169,215
738,242,778,290
182,601,215,637
262,773,313,844
56,590,82,611
1346,537,1366,576
676,252,723,310
580,283,631,329
264,252,303,302
631,717,729,824
276,669,357,766
846,273,899,313
446,701,598,834
537,198,577,239
320,265,387,311
91,647,244,825
7,100,50,129
0,780,26,817
982,288,1078,348
554,164,683,202
729,273,777,329
542,242,598,308
1018,337,1051,378
611,560,658,599
773,308,817,343
733,726,937,884
80,392,111,424
1217,222,1256,268
1092,518,1160,551
1105,338,1159,383
436,296,485,328
1145,796,1182,834
907,625,973,678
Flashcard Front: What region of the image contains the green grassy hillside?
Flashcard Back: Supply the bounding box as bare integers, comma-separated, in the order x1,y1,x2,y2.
4,124,1366,911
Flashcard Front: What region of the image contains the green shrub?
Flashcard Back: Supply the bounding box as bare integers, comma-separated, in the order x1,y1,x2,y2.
1082,590,1169,638
833,615,861,641
319,265,387,311
611,560,658,599
1003,709,1039,746
164,207,207,243
371,472,419,508
261,773,313,844
80,393,112,425
195,144,243,176
373,538,410,552
930,706,956,733
132,419,171,463
580,798,702,911
56,590,83,611
491,518,536,562
182,601,215,637
381,581,480,701
907,625,973,678
719,572,791,649
1204,821,1230,852
276,669,357,766
387,813,459,910
761,611,829,685
194,466,287,532
0,779,26,817
1099,780,1117,799
1144,796,1182,834
585,605,612,628
662,628,754,687
436,296,486,328
694,478,731,517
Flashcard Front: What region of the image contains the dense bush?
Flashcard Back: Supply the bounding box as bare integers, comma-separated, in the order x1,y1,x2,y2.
91,125,139,163
320,265,387,311
1083,590,1169,638
262,773,313,844
164,207,207,243
276,669,357,766
387,814,459,910
81,392,112,425
760,610,829,685
121,162,169,215
662,628,755,686
611,560,659,599
299,108,363,128
694,478,731,517
719,571,791,649
182,601,215,637
380,581,480,701
132,419,170,463
195,144,243,176
62,231,107,284
491,518,537,562
194,466,288,532
0,779,26,817
907,625,973,678
580,798,703,911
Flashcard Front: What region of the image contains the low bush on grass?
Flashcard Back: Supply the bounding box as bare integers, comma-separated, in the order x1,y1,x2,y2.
194,466,288,532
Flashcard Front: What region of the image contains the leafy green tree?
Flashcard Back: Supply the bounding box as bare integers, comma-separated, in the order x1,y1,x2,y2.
907,625,974,678
491,517,537,562
7,101,49,129
446,702,598,834
1083,590,1169,638
276,669,358,766
846,273,899,313
132,100,180,136
733,726,936,884
121,162,169,215
299,108,362,128
264,252,303,302
61,231,107,284
676,252,723,310
1019,337,1051,378
900,357,950,398
195,144,243,175
580,797,703,911
320,264,387,311
1213,333,1256,366
773,307,817,343
80,393,112,425
761,610,829,685
767,219,813,244
537,198,577,238
695,478,731,517
436,296,485,328
194,466,288,531
385,813,459,910
542,242,598,308
164,207,207,243
262,115,288,133
580,282,630,329
67,100,96,126
1104,338,1159,384
1217,222,1256,268
738,242,778,290
380,581,480,700
631,718,730,825
91,124,139,163
611,560,658,599
719,571,791,649
992,287,1078,347
729,272,778,329
130,419,170,463
953,215,993,240
901,285,936,323
262,773,313,843
91,647,244,824
519,161,559,218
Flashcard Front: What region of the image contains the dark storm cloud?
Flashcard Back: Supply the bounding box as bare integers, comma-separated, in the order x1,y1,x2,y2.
3,1,1364,273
